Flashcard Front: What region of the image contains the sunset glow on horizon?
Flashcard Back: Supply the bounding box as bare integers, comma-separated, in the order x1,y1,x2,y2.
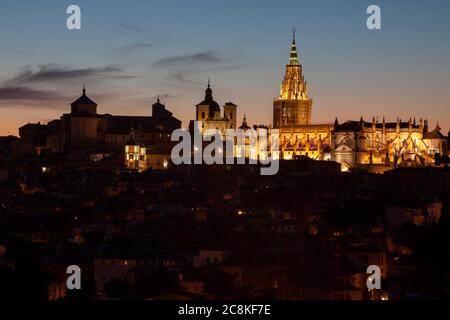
1,0,449,136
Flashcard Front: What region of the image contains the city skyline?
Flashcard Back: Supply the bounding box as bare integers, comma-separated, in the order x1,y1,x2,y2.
1,1,450,304
1,0,450,136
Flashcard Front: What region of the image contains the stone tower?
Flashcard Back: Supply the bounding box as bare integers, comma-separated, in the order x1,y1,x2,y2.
273,30,313,128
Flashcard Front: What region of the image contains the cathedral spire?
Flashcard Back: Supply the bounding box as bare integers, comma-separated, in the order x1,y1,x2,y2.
289,28,299,65
334,117,339,129
275,30,312,126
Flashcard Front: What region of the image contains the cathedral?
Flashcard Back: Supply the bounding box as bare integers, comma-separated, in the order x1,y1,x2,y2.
273,31,334,162
332,118,447,172
19,33,448,174
274,31,448,171
190,32,448,171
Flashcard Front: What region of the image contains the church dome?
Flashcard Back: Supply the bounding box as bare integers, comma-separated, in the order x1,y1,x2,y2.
71,85,97,107
70,85,98,116
238,114,251,131
196,81,220,118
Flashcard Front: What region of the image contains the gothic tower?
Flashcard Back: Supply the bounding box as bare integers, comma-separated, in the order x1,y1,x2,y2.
273,30,313,127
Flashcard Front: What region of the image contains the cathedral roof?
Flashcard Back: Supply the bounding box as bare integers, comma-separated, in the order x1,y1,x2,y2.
335,121,361,131
423,124,446,140
152,97,174,118
335,119,423,131
70,85,97,106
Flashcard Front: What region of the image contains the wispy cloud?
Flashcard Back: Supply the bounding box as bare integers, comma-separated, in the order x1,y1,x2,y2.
153,51,223,68
0,86,64,102
113,42,154,55
170,72,199,85
153,51,243,86
4,64,129,86
0,63,137,110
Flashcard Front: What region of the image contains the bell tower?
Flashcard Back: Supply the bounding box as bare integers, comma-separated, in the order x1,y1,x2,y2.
273,29,313,128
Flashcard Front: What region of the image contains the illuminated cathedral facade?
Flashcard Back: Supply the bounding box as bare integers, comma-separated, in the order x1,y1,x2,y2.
273,31,448,171
332,118,447,171
187,31,447,171
273,31,334,162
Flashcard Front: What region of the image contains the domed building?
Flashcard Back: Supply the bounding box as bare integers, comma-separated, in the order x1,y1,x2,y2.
56,86,181,171
194,80,237,135
61,85,105,149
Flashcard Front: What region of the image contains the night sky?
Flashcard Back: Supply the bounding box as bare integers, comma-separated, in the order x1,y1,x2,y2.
0,0,449,135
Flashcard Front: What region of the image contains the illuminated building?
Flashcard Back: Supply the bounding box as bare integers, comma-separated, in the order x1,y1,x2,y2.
234,115,256,160
332,118,448,171
192,83,277,161
273,32,448,170
47,281,67,300
232,115,273,161
124,129,147,172
274,31,333,161
273,29,313,127
194,80,237,135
